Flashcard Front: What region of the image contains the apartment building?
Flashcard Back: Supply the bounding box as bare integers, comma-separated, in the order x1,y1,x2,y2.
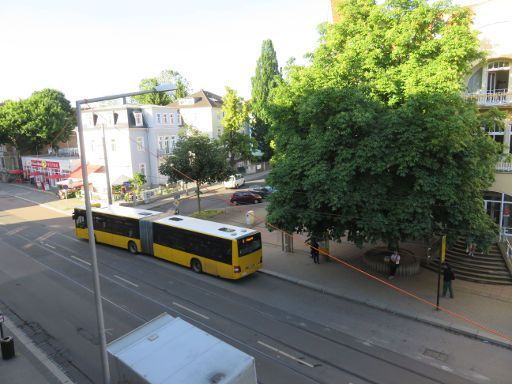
79,104,180,187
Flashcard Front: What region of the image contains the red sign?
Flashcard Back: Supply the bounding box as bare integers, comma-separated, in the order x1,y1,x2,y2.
31,159,60,169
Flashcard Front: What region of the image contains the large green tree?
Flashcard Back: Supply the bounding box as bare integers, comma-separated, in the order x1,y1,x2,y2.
159,130,230,212
251,39,281,161
0,89,74,154
219,87,254,169
267,0,500,249
133,69,190,105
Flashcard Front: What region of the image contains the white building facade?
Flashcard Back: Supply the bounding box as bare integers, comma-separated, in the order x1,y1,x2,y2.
79,104,180,187
169,90,224,139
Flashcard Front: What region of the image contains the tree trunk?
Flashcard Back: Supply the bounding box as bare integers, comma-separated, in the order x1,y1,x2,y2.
196,182,201,212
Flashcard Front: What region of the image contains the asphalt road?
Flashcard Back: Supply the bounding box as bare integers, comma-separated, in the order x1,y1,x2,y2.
0,183,510,384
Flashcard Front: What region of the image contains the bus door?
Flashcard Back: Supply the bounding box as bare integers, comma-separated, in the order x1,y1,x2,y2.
93,214,112,245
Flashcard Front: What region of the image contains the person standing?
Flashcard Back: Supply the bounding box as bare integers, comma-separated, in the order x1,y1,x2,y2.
311,240,320,264
442,264,455,298
389,250,400,279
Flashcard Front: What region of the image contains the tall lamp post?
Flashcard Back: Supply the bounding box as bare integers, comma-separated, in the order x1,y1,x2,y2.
75,84,176,384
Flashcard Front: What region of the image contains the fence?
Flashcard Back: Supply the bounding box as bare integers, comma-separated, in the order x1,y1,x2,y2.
498,233,512,276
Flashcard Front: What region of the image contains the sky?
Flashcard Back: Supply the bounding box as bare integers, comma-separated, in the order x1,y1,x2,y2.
0,0,332,104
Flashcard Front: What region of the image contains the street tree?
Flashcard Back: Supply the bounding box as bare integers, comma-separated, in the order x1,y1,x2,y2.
159,130,230,212
219,87,254,169
0,89,74,154
130,172,147,191
267,0,500,250
251,39,281,160
133,68,190,105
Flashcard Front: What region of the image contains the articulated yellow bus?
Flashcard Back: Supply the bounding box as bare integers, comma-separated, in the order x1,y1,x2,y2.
72,206,262,279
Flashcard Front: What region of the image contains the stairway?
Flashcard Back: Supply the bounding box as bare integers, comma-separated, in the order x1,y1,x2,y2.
423,238,512,285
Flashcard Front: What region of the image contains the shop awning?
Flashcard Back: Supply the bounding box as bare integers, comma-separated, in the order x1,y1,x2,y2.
47,174,63,180
29,171,42,177
7,169,23,175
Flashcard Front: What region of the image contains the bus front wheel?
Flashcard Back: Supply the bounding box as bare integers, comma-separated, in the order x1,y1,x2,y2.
128,241,138,254
191,259,202,274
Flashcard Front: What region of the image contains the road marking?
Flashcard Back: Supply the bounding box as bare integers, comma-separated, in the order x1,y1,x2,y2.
173,302,210,320
114,275,139,287
6,226,28,235
37,231,57,242
71,255,91,266
44,243,56,249
14,195,69,215
257,340,315,368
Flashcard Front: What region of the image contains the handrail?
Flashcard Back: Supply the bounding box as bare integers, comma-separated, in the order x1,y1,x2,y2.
498,233,512,276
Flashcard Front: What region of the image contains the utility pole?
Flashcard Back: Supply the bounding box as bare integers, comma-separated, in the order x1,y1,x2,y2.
101,124,113,205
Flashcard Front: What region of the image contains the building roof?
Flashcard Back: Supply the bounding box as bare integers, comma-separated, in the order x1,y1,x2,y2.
68,164,104,179
168,89,223,109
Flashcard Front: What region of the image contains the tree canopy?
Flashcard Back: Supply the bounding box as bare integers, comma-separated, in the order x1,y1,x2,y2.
159,130,230,212
0,89,75,154
267,0,499,249
133,69,190,105
219,87,253,169
251,39,281,161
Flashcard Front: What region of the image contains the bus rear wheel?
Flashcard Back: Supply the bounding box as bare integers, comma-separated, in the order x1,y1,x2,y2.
191,259,202,274
128,241,138,254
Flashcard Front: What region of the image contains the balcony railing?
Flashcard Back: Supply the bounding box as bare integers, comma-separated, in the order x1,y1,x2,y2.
465,89,512,106
157,148,172,156
496,162,512,172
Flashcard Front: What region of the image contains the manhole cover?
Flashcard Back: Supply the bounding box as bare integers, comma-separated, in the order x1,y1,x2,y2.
423,348,449,362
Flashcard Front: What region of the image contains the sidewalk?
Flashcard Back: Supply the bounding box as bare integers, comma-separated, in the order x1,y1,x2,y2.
0,316,72,384
209,204,512,349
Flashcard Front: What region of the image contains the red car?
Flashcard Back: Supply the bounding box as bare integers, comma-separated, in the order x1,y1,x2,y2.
230,191,263,205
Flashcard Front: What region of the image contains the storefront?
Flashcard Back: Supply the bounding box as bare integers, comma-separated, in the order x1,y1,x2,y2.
484,191,512,234
21,156,81,190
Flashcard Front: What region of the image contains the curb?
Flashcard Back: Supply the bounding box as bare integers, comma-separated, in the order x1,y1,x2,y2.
259,269,512,350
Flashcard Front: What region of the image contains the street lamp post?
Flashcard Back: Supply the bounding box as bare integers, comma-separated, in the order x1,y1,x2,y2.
75,84,176,384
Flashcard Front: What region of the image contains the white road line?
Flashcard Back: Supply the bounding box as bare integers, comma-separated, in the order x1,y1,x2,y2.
44,243,56,249
37,231,57,242
173,302,210,320
2,315,74,384
114,275,139,287
14,195,70,215
71,255,91,266
257,340,315,368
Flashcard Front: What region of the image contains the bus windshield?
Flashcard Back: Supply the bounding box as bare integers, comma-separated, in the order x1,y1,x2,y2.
238,233,261,256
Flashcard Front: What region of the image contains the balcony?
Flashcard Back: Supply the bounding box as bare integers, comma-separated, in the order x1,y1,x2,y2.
496,162,512,173
157,148,172,156
465,89,512,107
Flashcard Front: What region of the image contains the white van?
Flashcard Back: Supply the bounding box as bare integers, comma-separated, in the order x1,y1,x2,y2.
224,174,245,189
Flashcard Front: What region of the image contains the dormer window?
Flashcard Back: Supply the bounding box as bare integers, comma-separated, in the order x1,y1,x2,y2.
134,112,143,127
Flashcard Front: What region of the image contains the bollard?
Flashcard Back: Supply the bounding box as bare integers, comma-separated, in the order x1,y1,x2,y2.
1,336,15,360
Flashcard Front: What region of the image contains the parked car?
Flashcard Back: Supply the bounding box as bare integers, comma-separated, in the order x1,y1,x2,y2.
224,174,245,189
230,191,262,205
249,185,273,198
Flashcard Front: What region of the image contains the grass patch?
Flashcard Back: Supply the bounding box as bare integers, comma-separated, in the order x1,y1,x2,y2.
190,209,224,220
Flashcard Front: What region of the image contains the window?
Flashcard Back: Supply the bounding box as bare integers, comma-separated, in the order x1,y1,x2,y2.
177,113,182,125
139,163,146,176
171,136,176,149
93,213,108,231
110,216,139,238
238,233,262,257
158,136,170,153
111,139,116,152
156,113,161,124
162,113,168,124
170,113,174,124
73,210,87,228
136,137,144,151
0,157,5,169
134,112,143,127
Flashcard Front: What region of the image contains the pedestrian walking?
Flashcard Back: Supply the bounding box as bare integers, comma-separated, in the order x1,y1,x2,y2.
388,250,400,279
310,240,320,264
442,264,456,298
466,237,477,257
